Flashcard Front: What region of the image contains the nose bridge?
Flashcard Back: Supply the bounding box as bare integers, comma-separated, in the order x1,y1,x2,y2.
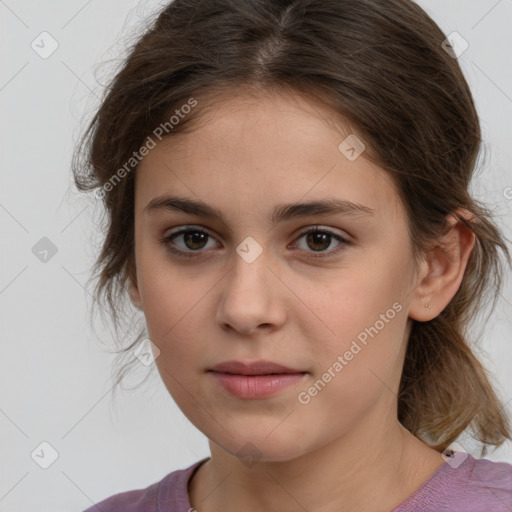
227,240,273,301
216,239,286,333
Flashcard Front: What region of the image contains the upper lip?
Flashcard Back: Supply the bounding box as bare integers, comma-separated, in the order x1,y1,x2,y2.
209,360,305,375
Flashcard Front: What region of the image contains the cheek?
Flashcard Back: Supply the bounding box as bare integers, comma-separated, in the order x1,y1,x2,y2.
295,284,409,439
305,260,411,383
135,253,219,376
136,247,210,340
141,280,208,409
142,290,204,373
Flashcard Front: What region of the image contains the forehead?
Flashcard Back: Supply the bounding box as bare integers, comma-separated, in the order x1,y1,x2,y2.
135,90,403,221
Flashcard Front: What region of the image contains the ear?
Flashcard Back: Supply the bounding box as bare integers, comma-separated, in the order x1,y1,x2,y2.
408,208,476,322
126,258,143,310
128,278,143,310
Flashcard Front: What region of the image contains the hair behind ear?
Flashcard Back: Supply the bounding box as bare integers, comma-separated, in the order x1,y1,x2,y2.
399,316,510,457
398,206,511,456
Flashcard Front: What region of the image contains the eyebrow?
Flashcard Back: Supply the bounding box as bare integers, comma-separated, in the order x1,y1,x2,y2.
143,195,374,225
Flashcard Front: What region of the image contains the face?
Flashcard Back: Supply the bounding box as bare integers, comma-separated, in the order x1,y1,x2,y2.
130,90,421,462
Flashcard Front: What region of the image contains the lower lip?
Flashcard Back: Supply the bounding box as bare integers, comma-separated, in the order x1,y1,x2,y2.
210,372,306,399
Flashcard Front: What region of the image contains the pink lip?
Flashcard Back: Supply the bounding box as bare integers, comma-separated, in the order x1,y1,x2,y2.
208,360,307,399
210,360,303,375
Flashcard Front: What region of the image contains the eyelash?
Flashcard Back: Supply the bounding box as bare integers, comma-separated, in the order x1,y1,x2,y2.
159,226,351,260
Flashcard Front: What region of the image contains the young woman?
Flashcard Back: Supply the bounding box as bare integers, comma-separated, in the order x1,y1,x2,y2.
75,0,512,510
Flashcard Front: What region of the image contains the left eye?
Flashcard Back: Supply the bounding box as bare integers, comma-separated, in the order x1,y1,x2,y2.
293,228,347,255
161,226,349,258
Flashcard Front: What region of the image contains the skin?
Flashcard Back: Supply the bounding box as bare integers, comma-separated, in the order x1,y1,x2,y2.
128,89,475,512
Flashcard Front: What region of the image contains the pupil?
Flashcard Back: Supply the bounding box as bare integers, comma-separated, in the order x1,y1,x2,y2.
184,231,208,250
307,232,330,251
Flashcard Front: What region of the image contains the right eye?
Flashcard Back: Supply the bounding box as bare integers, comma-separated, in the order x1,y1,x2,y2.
160,226,221,258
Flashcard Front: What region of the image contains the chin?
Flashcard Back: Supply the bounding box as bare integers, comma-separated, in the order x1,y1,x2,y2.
208,425,314,464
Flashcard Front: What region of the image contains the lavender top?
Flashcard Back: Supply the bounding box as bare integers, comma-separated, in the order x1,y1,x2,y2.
83,453,512,512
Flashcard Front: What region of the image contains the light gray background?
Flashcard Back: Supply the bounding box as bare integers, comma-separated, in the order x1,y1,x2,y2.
1,1,511,510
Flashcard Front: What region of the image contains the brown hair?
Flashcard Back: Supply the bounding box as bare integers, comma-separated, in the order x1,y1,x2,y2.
73,0,511,456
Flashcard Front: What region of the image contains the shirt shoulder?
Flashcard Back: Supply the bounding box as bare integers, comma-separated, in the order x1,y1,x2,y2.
82,458,209,512
460,454,512,511
394,452,512,512
82,482,159,512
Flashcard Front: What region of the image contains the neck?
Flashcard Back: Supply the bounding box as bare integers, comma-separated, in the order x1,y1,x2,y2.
188,404,443,512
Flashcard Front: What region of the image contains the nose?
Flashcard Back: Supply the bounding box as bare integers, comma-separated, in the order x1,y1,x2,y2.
215,250,288,337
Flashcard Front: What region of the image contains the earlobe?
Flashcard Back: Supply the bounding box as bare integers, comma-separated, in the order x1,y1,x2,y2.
128,280,143,310
126,256,143,310
408,208,476,322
